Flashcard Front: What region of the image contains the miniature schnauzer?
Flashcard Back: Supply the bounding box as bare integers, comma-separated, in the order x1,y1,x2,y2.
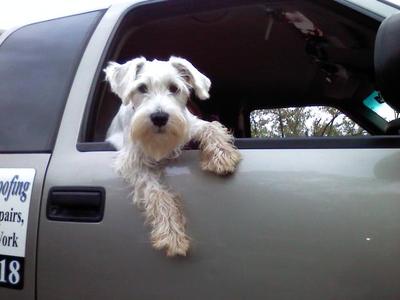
104,56,241,256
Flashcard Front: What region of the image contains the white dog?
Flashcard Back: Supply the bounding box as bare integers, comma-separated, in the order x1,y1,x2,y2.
104,56,241,256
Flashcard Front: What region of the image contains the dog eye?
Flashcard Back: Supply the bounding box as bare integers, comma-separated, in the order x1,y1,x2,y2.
137,84,148,94
168,83,179,94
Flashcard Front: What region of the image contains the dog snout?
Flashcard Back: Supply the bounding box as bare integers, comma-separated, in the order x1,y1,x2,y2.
150,111,169,127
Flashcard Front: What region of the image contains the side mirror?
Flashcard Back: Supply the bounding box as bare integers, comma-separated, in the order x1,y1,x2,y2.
374,13,400,111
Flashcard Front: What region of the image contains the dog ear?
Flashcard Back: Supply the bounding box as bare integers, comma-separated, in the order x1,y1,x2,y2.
104,57,146,104
169,56,211,100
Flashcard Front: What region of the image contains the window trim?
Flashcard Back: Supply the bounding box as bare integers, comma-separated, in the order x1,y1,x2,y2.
235,136,400,149
77,135,400,152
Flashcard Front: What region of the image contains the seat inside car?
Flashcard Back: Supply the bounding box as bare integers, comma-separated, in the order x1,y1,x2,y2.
375,12,400,134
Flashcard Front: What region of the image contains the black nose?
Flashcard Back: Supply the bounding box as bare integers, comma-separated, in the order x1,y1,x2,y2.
150,111,169,127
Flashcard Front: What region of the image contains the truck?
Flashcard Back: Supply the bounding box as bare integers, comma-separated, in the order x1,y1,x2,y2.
0,0,399,299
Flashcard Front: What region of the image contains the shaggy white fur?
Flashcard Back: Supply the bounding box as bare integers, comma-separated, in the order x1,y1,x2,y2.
105,56,241,256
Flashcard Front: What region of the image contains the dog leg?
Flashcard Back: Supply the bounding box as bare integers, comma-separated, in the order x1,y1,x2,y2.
195,121,241,175
137,176,190,257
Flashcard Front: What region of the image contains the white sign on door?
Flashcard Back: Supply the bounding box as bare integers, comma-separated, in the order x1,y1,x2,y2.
0,168,35,258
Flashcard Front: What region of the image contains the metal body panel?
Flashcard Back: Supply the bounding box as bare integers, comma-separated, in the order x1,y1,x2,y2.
0,154,50,300
38,149,400,299
338,0,399,18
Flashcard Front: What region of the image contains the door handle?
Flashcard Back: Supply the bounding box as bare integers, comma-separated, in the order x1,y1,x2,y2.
47,187,105,222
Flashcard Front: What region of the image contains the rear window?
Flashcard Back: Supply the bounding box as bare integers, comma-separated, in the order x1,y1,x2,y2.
0,11,103,153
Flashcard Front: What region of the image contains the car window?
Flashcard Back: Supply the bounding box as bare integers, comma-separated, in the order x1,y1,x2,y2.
80,0,400,151
250,107,368,138
0,11,103,153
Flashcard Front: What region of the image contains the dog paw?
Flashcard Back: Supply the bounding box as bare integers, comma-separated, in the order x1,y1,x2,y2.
152,233,190,257
166,235,190,257
200,143,241,175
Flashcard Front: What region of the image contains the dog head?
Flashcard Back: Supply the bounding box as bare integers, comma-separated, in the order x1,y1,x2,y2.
104,56,211,161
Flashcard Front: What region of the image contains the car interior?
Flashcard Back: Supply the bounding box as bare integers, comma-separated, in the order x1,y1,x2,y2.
80,0,400,150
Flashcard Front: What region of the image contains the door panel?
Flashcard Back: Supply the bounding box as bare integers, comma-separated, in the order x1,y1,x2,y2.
38,149,400,299
0,154,50,300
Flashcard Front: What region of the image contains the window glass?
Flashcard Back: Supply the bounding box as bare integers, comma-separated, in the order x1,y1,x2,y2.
0,11,103,152
250,107,367,138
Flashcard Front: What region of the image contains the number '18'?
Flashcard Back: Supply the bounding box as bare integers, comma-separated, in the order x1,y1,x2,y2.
0,259,20,285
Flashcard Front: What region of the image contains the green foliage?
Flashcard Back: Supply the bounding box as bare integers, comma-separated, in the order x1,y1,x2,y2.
250,106,367,138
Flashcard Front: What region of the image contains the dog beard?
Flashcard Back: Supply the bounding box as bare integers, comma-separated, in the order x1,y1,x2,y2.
130,112,189,161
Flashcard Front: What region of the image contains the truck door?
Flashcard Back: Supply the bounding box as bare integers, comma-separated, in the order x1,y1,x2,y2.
37,1,400,300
